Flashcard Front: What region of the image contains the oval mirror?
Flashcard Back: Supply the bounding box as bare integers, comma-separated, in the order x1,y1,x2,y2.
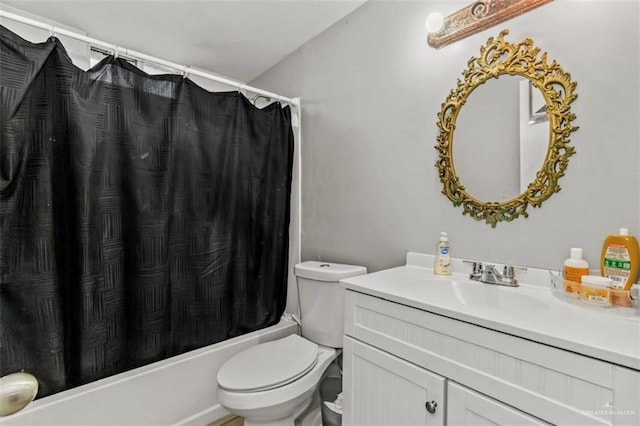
435,29,579,227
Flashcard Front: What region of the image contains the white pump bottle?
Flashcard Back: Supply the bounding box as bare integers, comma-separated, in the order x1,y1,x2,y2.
434,232,452,276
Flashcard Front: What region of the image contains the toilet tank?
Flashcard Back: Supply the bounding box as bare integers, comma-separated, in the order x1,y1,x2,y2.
294,261,367,348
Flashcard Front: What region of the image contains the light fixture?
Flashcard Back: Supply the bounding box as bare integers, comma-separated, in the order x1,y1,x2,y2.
427,0,554,49
425,12,444,33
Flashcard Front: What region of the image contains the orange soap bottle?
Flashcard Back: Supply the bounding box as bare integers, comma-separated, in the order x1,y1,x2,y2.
564,248,589,295
601,228,640,290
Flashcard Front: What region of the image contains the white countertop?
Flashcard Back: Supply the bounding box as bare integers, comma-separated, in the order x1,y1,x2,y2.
340,253,640,370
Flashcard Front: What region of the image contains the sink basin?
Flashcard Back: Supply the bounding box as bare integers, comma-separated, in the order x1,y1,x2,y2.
410,278,550,312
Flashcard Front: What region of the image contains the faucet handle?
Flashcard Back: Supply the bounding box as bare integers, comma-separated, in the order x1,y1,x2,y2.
503,265,527,279
463,260,484,277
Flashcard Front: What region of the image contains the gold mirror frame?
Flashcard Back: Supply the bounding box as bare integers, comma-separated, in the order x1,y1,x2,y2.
435,29,579,227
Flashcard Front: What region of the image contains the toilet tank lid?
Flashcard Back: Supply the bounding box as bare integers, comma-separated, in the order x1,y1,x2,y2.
295,261,367,281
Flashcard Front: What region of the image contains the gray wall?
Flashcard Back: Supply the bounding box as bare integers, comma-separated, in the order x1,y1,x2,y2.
252,0,640,273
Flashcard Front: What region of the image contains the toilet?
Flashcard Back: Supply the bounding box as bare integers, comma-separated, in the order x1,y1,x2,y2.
217,261,367,426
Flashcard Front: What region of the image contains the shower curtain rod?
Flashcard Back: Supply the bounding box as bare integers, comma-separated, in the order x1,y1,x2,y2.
0,10,300,107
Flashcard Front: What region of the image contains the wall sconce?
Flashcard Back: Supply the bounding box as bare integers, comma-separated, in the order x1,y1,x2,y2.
427,0,553,49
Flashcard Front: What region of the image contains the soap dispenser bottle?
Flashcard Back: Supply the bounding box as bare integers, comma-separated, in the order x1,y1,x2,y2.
434,232,452,276
601,228,640,290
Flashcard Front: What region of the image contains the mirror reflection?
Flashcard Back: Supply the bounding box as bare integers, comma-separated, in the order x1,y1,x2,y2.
452,77,550,202
453,78,520,201
518,80,549,194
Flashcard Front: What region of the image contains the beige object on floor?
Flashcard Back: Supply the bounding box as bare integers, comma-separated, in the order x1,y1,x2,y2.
0,372,39,417
208,414,244,426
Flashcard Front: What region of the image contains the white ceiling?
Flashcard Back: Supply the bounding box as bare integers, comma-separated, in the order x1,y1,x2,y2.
1,0,366,83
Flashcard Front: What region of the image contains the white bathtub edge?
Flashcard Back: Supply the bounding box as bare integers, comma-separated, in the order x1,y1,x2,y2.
1,318,298,426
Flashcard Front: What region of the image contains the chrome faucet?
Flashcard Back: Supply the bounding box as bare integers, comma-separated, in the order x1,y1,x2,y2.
463,261,526,287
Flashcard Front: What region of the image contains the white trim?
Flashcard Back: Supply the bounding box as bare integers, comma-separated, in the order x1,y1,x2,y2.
294,98,302,264
174,404,230,426
0,9,299,107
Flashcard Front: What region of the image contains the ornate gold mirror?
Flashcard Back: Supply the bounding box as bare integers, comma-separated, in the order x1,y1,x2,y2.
435,29,578,227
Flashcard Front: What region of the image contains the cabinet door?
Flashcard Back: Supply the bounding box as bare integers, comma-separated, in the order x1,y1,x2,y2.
447,382,550,425
343,336,445,426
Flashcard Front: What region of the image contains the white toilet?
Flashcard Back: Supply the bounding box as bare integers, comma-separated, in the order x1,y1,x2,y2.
217,261,366,426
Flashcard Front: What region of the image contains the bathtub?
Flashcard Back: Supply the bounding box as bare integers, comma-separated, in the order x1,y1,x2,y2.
1,317,298,426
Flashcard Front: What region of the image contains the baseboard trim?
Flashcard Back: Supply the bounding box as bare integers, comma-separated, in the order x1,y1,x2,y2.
175,403,230,426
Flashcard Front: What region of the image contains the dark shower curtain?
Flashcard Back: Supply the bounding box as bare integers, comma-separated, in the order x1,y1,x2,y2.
0,26,293,398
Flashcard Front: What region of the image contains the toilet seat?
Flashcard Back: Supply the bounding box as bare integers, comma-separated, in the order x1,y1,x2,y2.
217,335,319,392
217,344,339,425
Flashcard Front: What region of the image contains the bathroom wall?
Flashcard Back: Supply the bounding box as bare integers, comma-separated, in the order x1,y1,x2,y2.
251,0,640,273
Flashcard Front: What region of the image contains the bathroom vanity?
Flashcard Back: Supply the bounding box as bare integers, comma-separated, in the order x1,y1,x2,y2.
340,253,640,426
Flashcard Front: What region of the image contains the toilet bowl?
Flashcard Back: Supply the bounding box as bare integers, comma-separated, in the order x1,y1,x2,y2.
218,335,339,425
216,261,366,426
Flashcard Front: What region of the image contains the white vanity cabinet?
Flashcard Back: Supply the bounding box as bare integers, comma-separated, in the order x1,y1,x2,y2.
447,382,548,425
343,336,445,425
343,335,544,426
342,289,640,426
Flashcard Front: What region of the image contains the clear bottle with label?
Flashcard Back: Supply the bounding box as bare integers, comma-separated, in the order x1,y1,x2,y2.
563,247,589,295
434,232,451,276
601,228,640,290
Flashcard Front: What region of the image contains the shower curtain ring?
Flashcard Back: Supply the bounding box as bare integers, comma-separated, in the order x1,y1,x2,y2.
113,46,119,59
49,25,55,39
182,66,190,79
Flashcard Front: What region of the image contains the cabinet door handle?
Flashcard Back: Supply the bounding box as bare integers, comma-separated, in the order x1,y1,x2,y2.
425,400,438,414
